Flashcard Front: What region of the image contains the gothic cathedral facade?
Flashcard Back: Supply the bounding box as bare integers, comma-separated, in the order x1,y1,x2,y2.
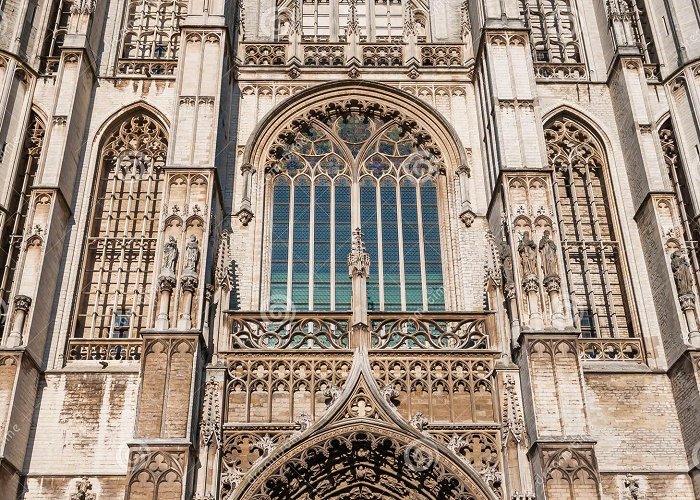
0,0,699,499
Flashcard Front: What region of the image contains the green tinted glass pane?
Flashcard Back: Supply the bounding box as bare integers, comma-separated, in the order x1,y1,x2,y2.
314,179,332,310
421,181,444,310
401,180,422,309
270,179,291,307
335,180,352,308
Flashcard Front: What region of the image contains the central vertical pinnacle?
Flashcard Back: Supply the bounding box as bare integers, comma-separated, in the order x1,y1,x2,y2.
348,227,370,347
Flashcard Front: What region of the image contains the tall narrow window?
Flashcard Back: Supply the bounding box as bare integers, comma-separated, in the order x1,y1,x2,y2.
268,107,446,312
75,113,167,338
545,116,634,338
121,0,187,60
520,0,583,63
660,122,700,266
42,0,71,58
0,115,44,331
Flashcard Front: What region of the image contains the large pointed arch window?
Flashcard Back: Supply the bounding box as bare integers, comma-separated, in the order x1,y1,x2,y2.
75,113,167,338
545,116,635,338
268,106,446,312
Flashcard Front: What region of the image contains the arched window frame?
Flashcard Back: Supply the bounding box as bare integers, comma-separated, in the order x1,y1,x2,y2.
73,111,168,339
261,107,454,313
545,113,638,338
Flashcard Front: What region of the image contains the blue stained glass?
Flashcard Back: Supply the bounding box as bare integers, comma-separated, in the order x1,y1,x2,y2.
314,179,332,310
291,180,311,309
270,179,291,308
368,155,391,177
319,155,345,176
360,178,380,311
402,179,423,310
337,115,372,144
421,181,444,310
381,179,401,310
335,179,352,308
284,154,304,174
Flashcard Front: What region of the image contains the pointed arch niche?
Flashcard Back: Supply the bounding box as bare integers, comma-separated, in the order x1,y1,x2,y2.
237,82,472,313
74,109,168,339
544,113,637,338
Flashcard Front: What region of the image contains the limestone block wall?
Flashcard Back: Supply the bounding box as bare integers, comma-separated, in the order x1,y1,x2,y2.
25,371,140,477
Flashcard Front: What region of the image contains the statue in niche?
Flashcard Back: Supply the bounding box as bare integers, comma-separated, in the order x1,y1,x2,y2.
671,250,694,296
499,240,515,287
162,236,178,275
184,235,200,273
539,230,559,278
518,232,538,277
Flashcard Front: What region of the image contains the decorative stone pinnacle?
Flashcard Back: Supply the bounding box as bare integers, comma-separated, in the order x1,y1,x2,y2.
345,0,361,36
348,228,370,278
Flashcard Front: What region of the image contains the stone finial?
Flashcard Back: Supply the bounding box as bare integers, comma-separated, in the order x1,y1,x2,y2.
348,228,370,278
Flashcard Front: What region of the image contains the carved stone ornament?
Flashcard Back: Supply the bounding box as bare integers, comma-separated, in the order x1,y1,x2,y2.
181,274,199,293
70,477,96,500
200,377,221,448
624,473,642,500
235,207,254,226
522,275,539,293
184,235,200,273
538,230,559,278
161,236,178,276
518,231,538,278
13,295,32,312
158,274,177,293
501,375,525,444
543,275,561,293
460,209,476,228
70,0,96,15
671,250,695,297
323,384,342,407
348,228,370,278
408,411,429,432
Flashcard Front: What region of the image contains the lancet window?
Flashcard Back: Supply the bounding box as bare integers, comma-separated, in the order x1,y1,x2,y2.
519,0,584,64
43,0,72,57
659,121,700,268
268,104,446,312
120,0,187,60
74,113,167,339
545,116,635,338
0,115,44,331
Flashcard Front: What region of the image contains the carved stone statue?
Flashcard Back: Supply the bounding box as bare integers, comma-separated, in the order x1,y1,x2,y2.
162,236,178,275
499,240,515,287
518,232,538,277
671,250,694,297
184,235,200,273
539,230,559,278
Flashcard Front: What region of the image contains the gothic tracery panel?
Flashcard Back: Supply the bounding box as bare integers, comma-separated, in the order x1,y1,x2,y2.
545,116,635,338
75,112,167,339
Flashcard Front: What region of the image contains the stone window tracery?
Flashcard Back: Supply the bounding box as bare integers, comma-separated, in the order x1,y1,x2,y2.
43,0,72,57
0,115,44,332
268,104,446,312
545,116,635,338
120,0,187,60
519,0,584,64
74,113,167,339
278,0,411,42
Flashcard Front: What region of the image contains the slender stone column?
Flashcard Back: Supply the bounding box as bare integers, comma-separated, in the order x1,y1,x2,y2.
5,295,31,348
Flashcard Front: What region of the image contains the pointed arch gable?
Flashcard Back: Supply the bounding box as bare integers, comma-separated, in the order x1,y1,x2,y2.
231,349,499,500
242,81,470,173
